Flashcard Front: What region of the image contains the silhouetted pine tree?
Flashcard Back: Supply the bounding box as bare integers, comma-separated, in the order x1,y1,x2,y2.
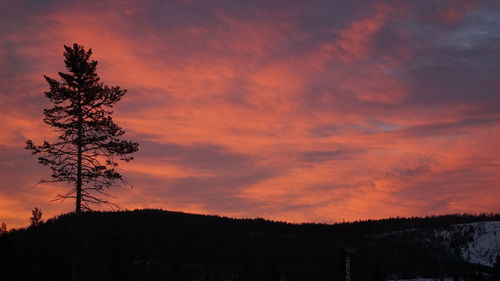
30,207,43,227
26,43,139,281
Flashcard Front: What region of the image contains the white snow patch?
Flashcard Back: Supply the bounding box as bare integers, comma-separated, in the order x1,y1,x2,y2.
387,277,453,281
459,221,500,267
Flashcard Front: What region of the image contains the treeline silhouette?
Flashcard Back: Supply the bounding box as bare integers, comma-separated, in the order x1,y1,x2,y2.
0,209,499,281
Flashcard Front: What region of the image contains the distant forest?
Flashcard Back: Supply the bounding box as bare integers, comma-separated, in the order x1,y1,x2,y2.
1,210,500,281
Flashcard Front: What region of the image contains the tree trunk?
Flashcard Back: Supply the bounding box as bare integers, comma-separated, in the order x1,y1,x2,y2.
73,148,82,281
76,143,82,214
73,102,83,281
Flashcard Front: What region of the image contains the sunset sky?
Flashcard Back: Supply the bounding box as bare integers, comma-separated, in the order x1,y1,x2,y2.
1,0,500,228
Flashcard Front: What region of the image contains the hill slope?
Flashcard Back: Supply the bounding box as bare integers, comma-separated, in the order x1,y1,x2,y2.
444,221,500,267
1,210,499,281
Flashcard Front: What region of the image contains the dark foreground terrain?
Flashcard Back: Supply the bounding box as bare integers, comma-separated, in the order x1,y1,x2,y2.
1,210,500,281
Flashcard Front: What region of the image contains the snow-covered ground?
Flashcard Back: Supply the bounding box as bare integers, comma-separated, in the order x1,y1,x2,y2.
385,221,500,280
387,277,453,281
459,221,500,267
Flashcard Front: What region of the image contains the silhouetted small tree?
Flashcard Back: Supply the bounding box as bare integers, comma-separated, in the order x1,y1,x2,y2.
25,43,139,281
30,207,43,227
0,222,7,234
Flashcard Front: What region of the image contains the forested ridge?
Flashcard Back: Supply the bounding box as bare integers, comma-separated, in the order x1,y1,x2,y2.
1,209,499,281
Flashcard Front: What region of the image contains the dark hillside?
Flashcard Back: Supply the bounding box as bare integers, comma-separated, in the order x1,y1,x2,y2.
0,210,499,281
